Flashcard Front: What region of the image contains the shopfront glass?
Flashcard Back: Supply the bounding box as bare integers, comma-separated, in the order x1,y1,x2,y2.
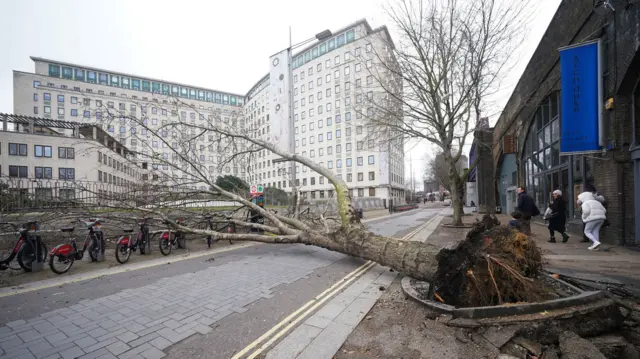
521,92,574,218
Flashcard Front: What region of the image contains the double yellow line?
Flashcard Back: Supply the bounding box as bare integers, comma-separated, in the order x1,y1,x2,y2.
231,260,376,359
233,212,441,359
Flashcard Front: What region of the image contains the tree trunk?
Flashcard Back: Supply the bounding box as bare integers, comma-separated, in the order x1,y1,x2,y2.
307,228,442,282
449,170,464,227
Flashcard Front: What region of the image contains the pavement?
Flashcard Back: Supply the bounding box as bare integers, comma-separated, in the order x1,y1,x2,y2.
0,203,446,359
495,213,640,295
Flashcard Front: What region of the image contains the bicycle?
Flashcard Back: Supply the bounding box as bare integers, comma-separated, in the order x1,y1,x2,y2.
48,218,104,274
114,228,137,264
203,213,235,248
158,218,187,256
0,221,47,272
136,217,152,255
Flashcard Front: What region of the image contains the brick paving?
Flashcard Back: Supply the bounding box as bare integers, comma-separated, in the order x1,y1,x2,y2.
0,247,344,359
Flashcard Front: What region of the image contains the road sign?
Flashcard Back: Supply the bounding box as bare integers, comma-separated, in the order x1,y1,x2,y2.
250,184,264,194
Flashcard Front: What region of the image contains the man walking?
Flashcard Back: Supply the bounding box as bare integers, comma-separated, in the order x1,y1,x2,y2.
516,186,540,234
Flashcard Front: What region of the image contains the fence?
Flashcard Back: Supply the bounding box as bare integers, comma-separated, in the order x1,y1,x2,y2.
0,176,249,214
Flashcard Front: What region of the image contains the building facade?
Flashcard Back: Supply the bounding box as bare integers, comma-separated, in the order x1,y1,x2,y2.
1,114,142,209
492,0,640,245
9,19,405,205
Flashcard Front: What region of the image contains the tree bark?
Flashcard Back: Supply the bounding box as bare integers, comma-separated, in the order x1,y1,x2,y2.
449,167,464,227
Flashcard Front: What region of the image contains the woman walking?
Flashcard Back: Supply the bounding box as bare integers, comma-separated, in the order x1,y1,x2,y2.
547,190,569,243
577,190,607,250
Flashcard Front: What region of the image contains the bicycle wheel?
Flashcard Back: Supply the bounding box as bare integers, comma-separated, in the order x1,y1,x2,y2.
159,232,172,256
115,238,131,264
88,236,99,262
17,241,47,272
49,246,75,275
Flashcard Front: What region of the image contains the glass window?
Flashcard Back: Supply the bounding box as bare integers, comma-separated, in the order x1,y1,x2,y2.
49,64,60,77
346,30,355,42
110,75,119,86
320,43,327,54
368,155,375,164
99,73,108,85
142,80,151,91
337,34,345,47
132,79,141,90
328,39,335,50
74,69,85,81
62,67,73,79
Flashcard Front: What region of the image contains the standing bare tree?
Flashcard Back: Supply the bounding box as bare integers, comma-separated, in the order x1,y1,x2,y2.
360,0,527,226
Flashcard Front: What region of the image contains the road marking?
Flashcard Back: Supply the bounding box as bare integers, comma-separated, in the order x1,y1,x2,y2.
234,212,441,358
0,242,258,298
230,260,375,359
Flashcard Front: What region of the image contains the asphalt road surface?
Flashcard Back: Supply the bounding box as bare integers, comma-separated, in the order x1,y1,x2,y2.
0,207,443,359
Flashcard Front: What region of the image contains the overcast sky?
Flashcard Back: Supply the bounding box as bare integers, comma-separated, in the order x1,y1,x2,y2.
0,0,560,189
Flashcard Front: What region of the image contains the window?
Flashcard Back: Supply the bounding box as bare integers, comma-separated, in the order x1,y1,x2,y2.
59,168,75,180
33,106,38,115
344,66,350,76
368,155,375,164
369,187,376,196
336,144,342,153
346,158,352,167
35,167,53,179
71,109,78,117
369,171,375,181
34,145,52,158
347,173,353,182
9,166,28,178
59,147,75,159
357,141,363,150
328,161,333,169
327,132,332,140
357,157,363,166
33,80,40,88
318,120,323,128
366,43,372,53
71,96,78,104
57,108,64,115
43,93,51,101
358,172,364,181
357,126,363,134
336,129,341,138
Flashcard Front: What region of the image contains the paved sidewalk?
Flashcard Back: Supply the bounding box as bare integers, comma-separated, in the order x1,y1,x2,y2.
495,213,640,293
0,246,346,359
265,211,446,359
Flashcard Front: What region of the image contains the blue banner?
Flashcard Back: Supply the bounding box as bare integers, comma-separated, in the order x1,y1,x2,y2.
559,40,601,154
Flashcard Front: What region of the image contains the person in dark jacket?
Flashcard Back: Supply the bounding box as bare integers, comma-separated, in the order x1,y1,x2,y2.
547,190,569,243
516,186,539,234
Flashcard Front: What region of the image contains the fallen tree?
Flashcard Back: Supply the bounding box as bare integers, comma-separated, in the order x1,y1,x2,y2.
4,0,546,307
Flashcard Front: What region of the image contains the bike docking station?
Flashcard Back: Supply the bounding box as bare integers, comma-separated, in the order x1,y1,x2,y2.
31,223,45,272
249,184,265,234
94,219,106,262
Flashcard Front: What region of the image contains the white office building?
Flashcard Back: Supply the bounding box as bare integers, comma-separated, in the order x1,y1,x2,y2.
8,19,406,206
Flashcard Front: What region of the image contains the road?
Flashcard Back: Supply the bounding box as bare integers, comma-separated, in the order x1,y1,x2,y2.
0,207,444,359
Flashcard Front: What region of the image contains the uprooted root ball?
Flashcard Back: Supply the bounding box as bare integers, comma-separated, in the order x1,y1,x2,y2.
433,214,548,307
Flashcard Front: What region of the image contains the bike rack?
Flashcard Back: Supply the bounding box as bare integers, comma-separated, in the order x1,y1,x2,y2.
95,230,106,262
31,233,44,272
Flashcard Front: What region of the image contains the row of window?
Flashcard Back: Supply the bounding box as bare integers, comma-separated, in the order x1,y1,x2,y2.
293,66,373,92
6,143,74,159
294,102,374,121
295,121,371,134
291,29,359,69
97,170,132,187
46,64,244,106
7,165,75,180
98,152,138,178
293,47,373,81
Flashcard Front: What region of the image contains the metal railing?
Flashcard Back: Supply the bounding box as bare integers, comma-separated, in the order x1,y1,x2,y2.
0,176,139,213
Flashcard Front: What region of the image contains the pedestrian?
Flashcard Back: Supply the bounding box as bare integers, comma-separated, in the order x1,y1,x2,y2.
516,186,540,234
546,190,569,243
577,189,607,250
580,184,606,243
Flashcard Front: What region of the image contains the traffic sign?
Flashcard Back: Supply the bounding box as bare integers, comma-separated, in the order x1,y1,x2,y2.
250,184,264,194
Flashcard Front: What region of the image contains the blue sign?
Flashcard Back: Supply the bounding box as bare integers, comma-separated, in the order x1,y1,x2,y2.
559,40,601,154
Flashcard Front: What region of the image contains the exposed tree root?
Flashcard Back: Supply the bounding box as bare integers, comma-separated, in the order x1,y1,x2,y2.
433,214,548,307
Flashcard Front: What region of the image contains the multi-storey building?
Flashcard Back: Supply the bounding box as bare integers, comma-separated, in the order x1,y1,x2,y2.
9,19,405,205
13,57,248,191
0,114,142,207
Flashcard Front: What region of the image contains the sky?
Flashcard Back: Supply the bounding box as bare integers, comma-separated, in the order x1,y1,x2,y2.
0,0,561,190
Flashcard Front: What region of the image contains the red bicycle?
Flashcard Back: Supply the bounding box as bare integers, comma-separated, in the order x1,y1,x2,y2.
48,218,104,274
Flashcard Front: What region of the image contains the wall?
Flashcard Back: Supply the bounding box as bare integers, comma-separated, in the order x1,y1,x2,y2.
490,0,640,244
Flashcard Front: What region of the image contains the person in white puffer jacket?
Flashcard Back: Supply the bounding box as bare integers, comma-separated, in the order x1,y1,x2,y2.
577,191,607,250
